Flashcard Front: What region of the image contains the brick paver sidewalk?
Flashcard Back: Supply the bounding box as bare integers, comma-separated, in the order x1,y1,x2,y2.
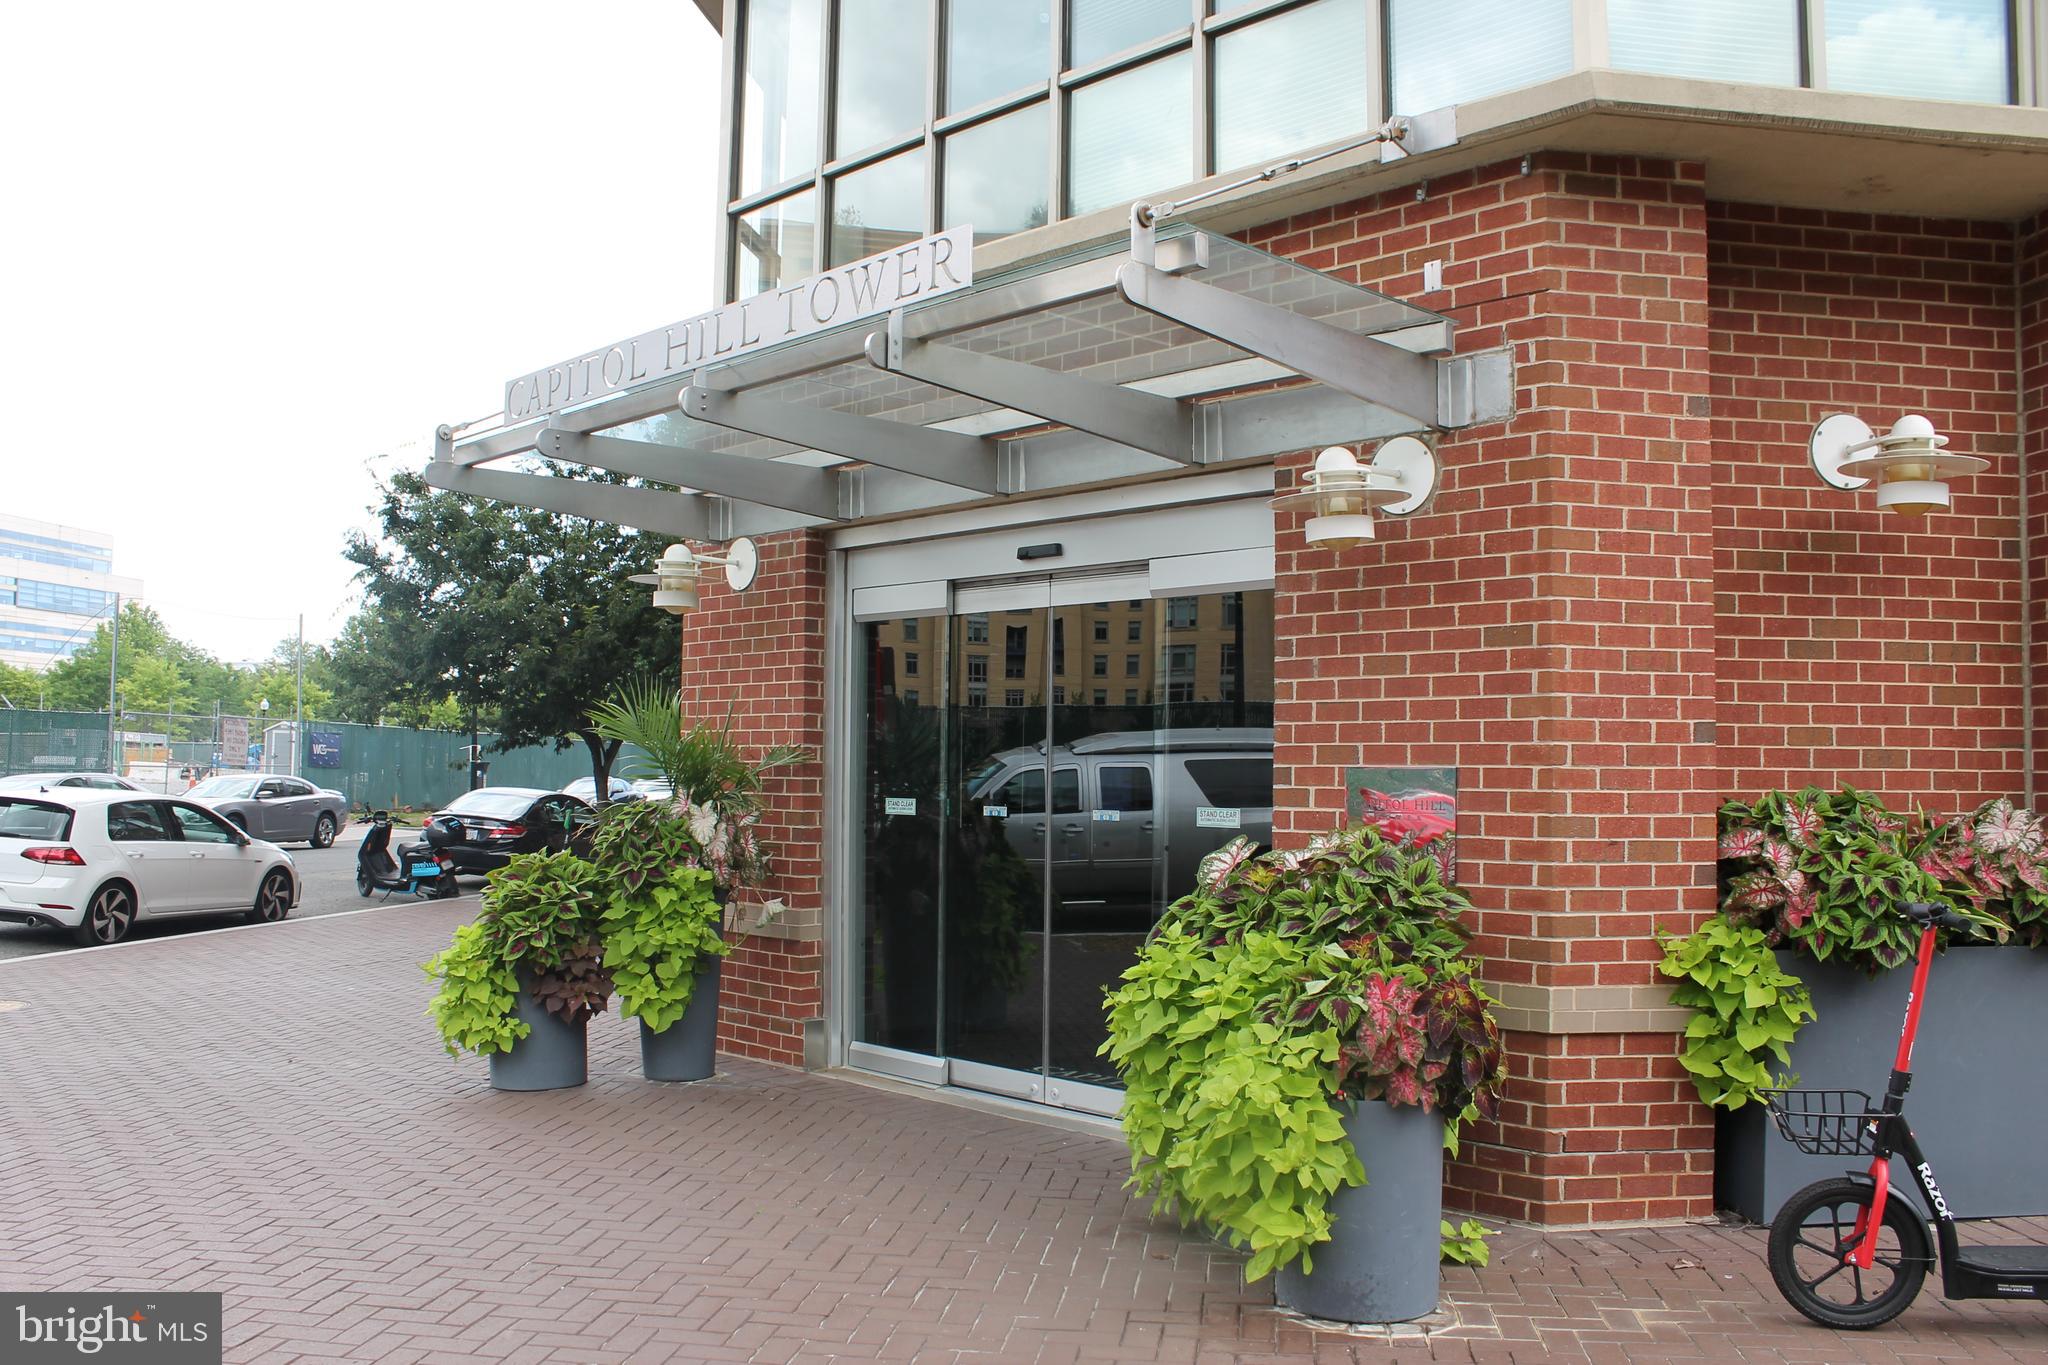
1,904,2043,1363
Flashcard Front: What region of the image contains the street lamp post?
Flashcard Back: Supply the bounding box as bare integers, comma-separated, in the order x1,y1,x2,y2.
106,593,120,772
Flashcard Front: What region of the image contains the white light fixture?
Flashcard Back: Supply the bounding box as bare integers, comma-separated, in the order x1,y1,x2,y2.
1809,413,1985,518
1270,437,1439,549
627,536,761,615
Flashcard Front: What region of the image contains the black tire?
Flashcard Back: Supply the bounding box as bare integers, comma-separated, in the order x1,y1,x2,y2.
227,813,249,833
72,883,136,947
310,813,337,849
246,869,293,925
435,874,459,900
1769,1177,1929,1329
356,870,375,899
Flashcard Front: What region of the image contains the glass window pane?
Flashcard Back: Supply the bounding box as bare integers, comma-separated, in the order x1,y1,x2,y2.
1070,0,1189,68
836,0,929,155
1609,0,1799,84
1825,0,2010,104
1213,0,1368,172
948,0,1052,112
943,101,1051,243
735,190,818,299
740,0,823,197
1067,51,1192,216
830,148,927,265
1388,0,1572,113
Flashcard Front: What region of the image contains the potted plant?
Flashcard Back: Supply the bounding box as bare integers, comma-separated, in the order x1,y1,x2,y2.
423,849,612,1091
1103,825,1505,1324
590,802,729,1081
586,683,807,1077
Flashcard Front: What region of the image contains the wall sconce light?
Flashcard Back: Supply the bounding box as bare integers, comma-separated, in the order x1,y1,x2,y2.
1271,437,1439,548
628,537,761,615
1808,414,1985,517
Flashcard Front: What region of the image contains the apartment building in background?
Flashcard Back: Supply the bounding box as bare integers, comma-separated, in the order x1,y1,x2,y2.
0,513,144,674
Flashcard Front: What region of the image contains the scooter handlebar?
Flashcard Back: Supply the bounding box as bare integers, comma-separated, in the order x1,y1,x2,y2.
1901,901,1978,933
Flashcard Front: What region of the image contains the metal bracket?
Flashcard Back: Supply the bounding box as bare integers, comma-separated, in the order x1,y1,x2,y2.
1436,348,1516,428
680,384,1002,494
423,460,710,539
867,315,1193,464
535,427,840,521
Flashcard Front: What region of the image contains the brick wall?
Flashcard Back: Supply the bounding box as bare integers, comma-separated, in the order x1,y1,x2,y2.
678,530,827,1067
1709,204,2024,811
1246,153,1721,1224
2024,212,2048,803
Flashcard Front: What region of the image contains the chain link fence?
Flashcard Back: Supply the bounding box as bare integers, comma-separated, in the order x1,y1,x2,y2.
0,708,617,810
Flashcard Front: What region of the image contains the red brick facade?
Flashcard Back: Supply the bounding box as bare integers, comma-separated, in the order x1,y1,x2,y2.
671,156,2047,1224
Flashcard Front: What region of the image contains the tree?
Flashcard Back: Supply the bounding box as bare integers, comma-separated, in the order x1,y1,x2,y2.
338,467,681,795
0,661,44,709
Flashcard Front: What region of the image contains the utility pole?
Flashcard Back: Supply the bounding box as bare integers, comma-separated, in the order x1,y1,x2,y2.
106,594,120,773
294,613,305,777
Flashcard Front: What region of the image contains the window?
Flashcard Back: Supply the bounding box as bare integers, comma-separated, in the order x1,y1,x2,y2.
1608,0,1799,85
1092,689,1107,705
1005,688,1025,706
830,147,927,265
1167,597,1197,629
904,688,920,704
1000,767,1046,813
1093,619,1108,642
1214,0,1369,172
1005,624,1029,677
967,655,989,683
1127,618,1143,642
1166,644,1196,703
967,685,987,706
904,651,919,676
1125,654,1140,677
1092,654,1108,677
1388,0,1572,113
1824,0,2010,103
902,619,918,640
1124,689,1138,705
943,102,1052,246
282,779,316,797
736,190,818,299
0,577,13,606
1069,0,1186,67
1097,764,1153,813
256,781,288,798
965,613,989,643
835,0,928,154
0,799,71,840
1052,767,1082,813
1051,616,1066,675
1222,593,1240,627
738,0,822,196
946,0,1051,113
1068,50,1193,217
1052,685,1066,704
167,804,238,843
1219,643,1240,700
1183,758,1274,809
15,580,115,616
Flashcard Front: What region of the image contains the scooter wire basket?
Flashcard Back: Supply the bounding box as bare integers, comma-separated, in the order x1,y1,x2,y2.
1759,1088,1881,1157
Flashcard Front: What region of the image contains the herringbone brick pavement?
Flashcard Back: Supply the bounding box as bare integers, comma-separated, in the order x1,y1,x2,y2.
1,905,2045,1362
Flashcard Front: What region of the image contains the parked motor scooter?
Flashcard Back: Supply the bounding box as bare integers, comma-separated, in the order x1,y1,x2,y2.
356,811,458,899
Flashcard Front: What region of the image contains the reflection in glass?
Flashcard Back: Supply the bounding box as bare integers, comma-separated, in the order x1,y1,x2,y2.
1388,0,1572,114
947,0,1052,112
857,616,947,1053
829,148,927,265
739,0,822,196
1214,0,1369,172
1070,0,1188,68
1609,0,1798,85
735,190,817,299
1068,52,1193,217
1825,0,2009,104
943,102,1051,244
836,0,929,154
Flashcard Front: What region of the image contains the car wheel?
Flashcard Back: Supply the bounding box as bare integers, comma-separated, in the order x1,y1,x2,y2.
227,813,250,833
247,869,293,925
72,884,136,947
311,814,337,849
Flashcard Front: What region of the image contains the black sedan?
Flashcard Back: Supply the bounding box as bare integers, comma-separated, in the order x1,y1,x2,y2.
429,787,595,877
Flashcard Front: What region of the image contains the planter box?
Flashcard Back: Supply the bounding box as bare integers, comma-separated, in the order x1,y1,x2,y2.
488,985,589,1091
1273,1100,1442,1323
1716,944,2048,1223
640,957,721,1082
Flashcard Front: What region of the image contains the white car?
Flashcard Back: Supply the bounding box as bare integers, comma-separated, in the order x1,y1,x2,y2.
0,789,301,947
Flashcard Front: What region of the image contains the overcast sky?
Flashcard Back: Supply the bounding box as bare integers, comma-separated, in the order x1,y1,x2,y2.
1,2,721,665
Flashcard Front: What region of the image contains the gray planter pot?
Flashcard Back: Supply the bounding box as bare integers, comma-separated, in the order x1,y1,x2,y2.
640,957,721,1082
488,984,588,1091
1274,1100,1443,1324
1716,943,2048,1223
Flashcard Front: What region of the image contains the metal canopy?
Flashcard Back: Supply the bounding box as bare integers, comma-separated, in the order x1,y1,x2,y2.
428,225,1510,540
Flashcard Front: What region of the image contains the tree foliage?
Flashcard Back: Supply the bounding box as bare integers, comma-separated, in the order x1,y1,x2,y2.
24,604,336,720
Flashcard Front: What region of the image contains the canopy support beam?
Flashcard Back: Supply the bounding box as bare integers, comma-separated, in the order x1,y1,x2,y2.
866,317,1193,464
423,459,711,539
680,383,1002,494
536,428,842,520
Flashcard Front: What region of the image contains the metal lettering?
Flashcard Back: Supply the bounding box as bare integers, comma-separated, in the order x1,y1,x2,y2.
808,273,841,324
932,231,961,286
602,346,627,386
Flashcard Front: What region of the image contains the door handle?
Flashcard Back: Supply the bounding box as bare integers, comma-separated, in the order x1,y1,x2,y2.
1060,823,1083,834
126,852,143,860
190,851,206,859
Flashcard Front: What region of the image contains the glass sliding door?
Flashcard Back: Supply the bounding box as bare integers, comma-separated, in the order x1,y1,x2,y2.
852,575,1275,1113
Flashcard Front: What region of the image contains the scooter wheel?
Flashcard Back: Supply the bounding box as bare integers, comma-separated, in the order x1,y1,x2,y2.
356,872,374,899
436,876,459,900
1768,1176,1929,1329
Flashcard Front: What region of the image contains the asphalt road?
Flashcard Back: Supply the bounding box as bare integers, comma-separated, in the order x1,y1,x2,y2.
0,823,481,962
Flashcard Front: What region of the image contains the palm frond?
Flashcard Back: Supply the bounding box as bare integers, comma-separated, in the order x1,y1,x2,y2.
589,681,812,814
